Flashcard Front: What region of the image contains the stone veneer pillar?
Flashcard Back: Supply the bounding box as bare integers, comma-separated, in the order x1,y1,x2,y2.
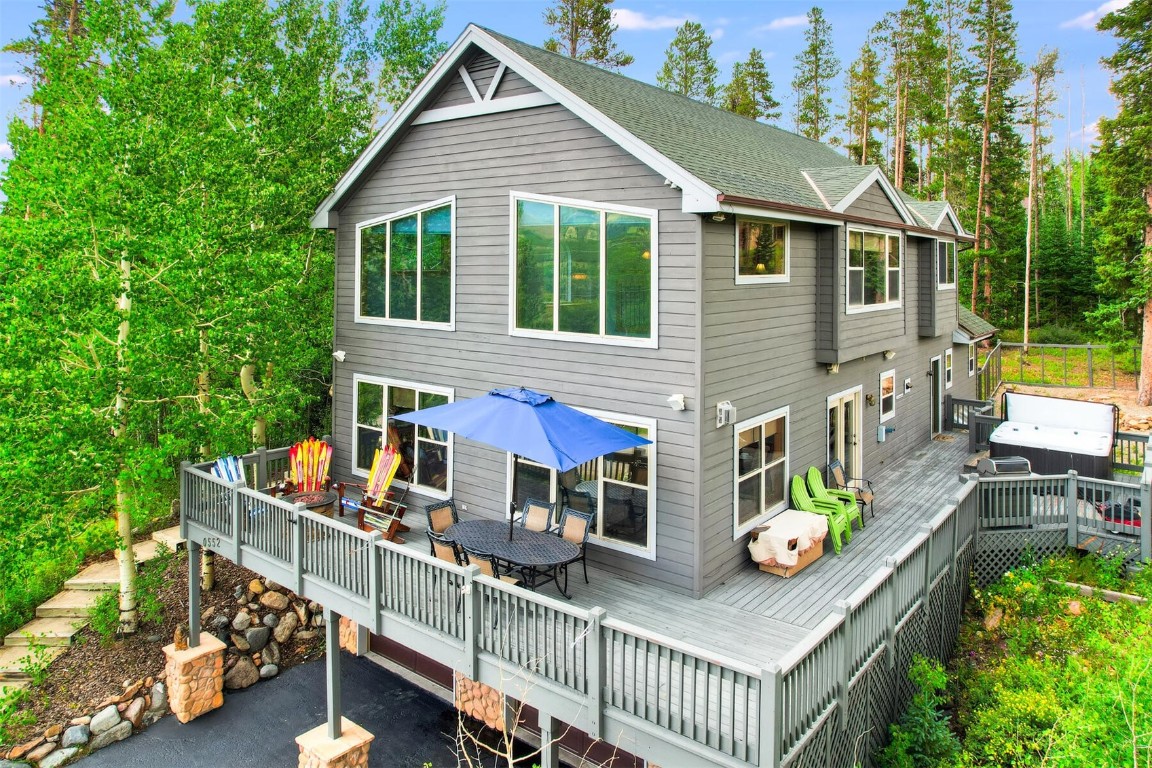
162,632,225,723
338,616,357,655
454,672,507,731
296,718,374,768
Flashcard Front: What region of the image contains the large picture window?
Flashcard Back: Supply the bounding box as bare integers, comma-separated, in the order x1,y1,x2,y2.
848,229,901,310
937,240,957,289
513,193,655,345
736,217,789,282
734,407,788,536
353,375,452,495
358,198,454,326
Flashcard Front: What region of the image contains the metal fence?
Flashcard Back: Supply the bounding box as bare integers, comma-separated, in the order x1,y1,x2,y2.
999,342,1140,389
180,446,1152,768
977,341,1003,401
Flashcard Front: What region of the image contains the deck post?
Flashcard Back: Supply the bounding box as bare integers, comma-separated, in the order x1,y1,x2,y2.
179,461,191,541
231,481,244,563
586,607,606,740
367,534,383,635
256,446,267,491
293,503,306,595
947,505,958,577
834,600,851,730
325,606,342,740
920,524,934,612
537,711,560,768
1065,471,1080,550
1141,459,1152,563
759,663,782,768
188,538,202,649
462,565,480,680
883,556,899,670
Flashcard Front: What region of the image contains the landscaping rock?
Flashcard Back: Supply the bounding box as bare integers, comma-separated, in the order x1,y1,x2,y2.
124,696,146,729
89,720,132,751
144,680,168,721
61,724,90,749
249,579,265,595
0,761,31,768
263,613,279,628
25,744,54,764
259,591,289,611
211,614,231,631
259,664,279,679
8,736,43,760
231,633,251,652
263,640,281,666
146,634,163,643
68,716,91,726
39,747,79,768
295,630,318,642
312,613,325,628
983,606,1003,631
1068,600,1083,616
223,655,259,690
233,584,246,600
273,612,298,643
90,705,121,735
43,725,62,740
121,680,143,702
231,611,252,632
246,626,270,653
265,579,284,592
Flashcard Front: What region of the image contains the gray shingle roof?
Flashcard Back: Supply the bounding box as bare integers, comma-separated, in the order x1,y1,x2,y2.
802,166,876,208
486,28,861,210
958,305,998,340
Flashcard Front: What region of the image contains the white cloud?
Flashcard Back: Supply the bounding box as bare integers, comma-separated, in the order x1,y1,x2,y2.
1,74,30,88
1060,0,1132,30
0,143,13,160
612,8,690,31
718,50,743,65
710,27,726,41
755,15,807,33
1070,118,1102,144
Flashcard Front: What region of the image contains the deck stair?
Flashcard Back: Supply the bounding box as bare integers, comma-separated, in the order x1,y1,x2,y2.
1,525,184,683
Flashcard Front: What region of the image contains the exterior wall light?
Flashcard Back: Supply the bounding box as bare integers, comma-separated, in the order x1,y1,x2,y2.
667,393,687,411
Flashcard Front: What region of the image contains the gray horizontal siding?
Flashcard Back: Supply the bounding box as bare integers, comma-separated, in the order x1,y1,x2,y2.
843,182,904,224
917,236,939,337
332,102,700,594
466,51,501,96
430,71,475,109
936,214,957,235
493,67,539,99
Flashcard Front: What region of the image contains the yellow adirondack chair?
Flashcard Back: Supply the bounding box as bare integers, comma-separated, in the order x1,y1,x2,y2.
335,445,408,542
286,436,333,493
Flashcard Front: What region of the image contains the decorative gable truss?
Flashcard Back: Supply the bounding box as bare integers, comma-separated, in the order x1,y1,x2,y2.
414,52,557,126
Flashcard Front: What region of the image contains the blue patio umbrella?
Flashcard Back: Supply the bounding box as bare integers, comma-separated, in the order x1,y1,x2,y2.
392,387,652,538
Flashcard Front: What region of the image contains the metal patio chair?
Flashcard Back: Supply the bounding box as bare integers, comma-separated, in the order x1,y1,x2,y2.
518,497,556,532
828,459,876,519
557,507,595,588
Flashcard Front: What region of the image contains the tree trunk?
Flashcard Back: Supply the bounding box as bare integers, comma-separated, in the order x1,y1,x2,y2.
1138,184,1152,407
1024,65,1041,351
115,255,137,635
974,15,996,315
198,326,216,591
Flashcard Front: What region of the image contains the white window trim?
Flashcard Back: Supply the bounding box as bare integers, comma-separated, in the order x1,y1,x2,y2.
845,226,903,314
732,405,789,539
504,408,657,559
879,369,896,423
354,195,457,330
945,349,954,389
936,239,957,290
350,372,454,499
508,190,659,350
968,343,976,377
734,215,790,285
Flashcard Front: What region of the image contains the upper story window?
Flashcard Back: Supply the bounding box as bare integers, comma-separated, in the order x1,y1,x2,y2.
736,216,789,283
734,407,788,537
968,344,976,376
512,192,656,347
945,349,954,388
357,197,454,327
937,240,957,289
353,374,452,497
847,229,901,311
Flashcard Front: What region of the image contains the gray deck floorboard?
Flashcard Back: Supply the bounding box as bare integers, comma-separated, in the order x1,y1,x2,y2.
375,433,975,667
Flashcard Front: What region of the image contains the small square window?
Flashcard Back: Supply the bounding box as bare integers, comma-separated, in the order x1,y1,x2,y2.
736,217,789,282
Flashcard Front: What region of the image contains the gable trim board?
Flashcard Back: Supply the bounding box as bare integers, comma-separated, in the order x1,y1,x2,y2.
933,205,965,235
718,194,974,241
828,167,917,226
413,92,558,125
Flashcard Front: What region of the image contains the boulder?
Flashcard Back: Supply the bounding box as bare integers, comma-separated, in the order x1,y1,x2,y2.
223,655,259,690
248,579,265,595
295,630,318,642
264,579,284,593
231,633,251,652
259,591,290,611
259,664,279,679
43,725,62,740
263,640,281,666
25,744,54,763
262,613,280,628
273,612,298,643
246,626,270,654
123,696,146,729
8,736,43,760
144,681,168,722
39,748,79,768
231,611,252,632
89,720,132,751
211,614,231,631
90,705,122,735
61,724,90,749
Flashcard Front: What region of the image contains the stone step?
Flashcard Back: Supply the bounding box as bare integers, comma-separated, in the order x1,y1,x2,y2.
4,617,86,647
37,590,104,619
0,644,67,681
114,539,161,563
152,525,186,550
0,680,29,697
63,559,121,591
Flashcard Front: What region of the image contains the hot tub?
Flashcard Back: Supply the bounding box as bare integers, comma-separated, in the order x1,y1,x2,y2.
988,393,1117,480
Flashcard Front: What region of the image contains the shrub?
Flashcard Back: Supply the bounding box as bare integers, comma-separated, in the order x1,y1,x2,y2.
878,656,960,768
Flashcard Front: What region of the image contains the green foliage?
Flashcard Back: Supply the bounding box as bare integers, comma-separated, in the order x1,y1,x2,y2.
791,7,840,141
0,684,36,744
88,590,121,646
879,656,960,768
20,640,57,687
951,554,1152,766
656,21,718,104
542,0,632,70
136,543,176,626
722,48,780,122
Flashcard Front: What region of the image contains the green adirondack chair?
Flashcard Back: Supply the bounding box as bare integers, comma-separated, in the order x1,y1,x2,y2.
806,466,864,533
790,475,849,554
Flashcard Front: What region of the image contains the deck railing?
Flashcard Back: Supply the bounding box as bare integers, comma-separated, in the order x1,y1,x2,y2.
999,342,1140,389
181,445,1151,768
977,341,1003,401
945,396,993,431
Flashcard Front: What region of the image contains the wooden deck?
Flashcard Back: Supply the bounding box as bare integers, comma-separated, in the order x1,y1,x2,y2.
381,434,974,668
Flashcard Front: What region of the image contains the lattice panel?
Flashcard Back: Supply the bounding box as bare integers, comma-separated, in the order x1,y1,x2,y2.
973,529,1066,587
785,707,838,768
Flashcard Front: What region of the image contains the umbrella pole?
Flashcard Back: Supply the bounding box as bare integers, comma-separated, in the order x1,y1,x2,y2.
509,454,519,541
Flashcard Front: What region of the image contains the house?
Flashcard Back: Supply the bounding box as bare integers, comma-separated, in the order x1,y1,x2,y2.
311,25,978,601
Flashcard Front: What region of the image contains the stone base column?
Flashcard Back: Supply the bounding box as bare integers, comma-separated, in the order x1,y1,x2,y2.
296,718,374,768
338,617,357,654
163,633,225,723
454,672,507,732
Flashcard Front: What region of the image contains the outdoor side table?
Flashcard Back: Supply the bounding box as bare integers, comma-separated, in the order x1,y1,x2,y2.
446,519,580,598
283,490,338,518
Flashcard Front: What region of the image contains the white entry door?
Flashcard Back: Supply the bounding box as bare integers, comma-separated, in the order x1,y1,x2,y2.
827,387,863,478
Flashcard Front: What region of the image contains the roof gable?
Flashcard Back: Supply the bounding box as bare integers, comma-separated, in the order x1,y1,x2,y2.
956,304,998,343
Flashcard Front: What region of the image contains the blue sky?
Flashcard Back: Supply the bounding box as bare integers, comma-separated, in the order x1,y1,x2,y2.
0,0,1130,174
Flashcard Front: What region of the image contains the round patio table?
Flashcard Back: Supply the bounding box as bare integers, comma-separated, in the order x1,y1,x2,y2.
446,519,580,598
283,490,338,518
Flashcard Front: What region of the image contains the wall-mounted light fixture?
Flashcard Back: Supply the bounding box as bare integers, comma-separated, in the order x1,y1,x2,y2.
866,393,877,407
827,363,840,375
716,400,736,428
883,349,895,360
332,350,347,362
711,212,727,223
667,393,687,411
